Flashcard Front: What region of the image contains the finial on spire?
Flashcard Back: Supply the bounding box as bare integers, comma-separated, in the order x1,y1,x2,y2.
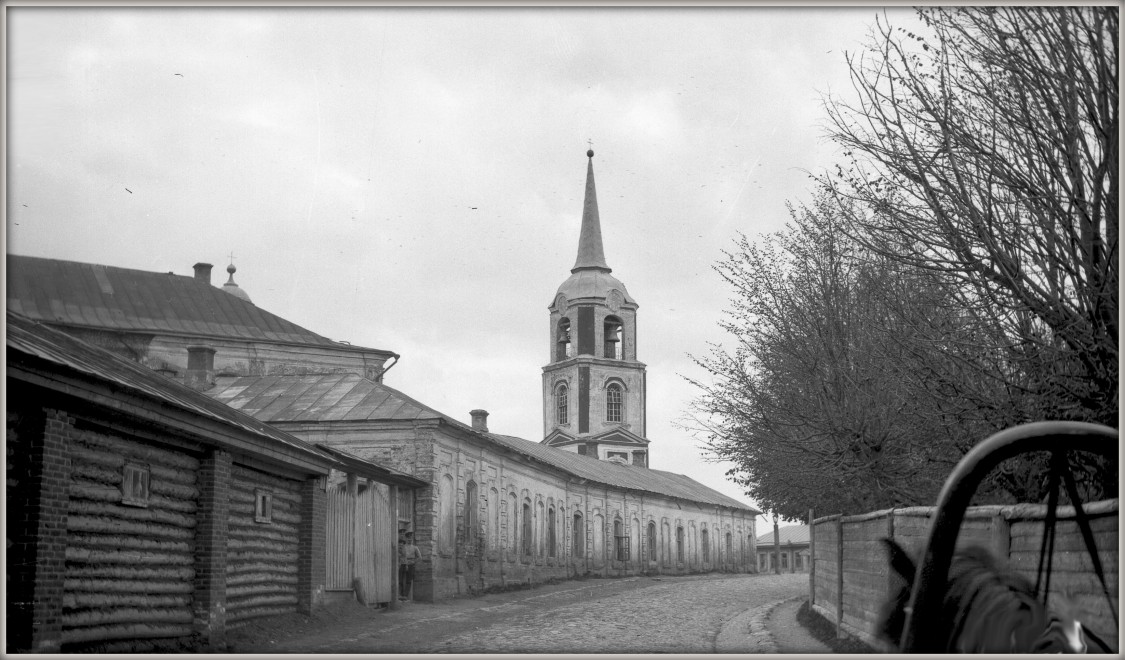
587,139,594,158
572,147,610,273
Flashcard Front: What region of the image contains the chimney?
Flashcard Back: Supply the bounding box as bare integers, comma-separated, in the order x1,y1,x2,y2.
193,262,213,284
470,409,489,432
185,346,216,391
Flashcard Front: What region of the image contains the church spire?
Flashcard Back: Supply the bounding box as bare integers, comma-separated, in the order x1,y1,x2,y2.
572,149,611,273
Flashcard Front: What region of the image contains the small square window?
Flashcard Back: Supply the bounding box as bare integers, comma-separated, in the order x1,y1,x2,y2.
254,489,273,523
121,462,151,507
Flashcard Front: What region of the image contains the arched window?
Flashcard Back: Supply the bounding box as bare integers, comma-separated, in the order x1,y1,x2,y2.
548,507,557,557
647,522,657,561
632,518,641,561
465,480,478,543
573,512,584,557
556,318,572,361
556,383,568,425
522,500,533,556
613,518,625,561
701,527,710,563
676,526,684,562
603,316,623,359
606,383,623,423
726,532,733,561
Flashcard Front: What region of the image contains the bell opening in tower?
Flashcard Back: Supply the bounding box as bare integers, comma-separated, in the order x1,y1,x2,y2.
556,317,572,361
604,316,622,359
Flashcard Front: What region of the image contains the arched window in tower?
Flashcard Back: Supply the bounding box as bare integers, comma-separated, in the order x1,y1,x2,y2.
556,318,572,361
603,316,623,359
606,383,623,423
556,383,568,425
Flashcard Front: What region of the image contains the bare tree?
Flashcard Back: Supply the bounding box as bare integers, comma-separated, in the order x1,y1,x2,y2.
823,7,1118,426
687,192,978,518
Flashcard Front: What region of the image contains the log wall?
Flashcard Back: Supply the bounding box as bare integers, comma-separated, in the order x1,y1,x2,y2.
225,464,303,628
63,428,200,651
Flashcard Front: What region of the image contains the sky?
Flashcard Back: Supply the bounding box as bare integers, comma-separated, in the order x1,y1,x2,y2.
6,5,919,525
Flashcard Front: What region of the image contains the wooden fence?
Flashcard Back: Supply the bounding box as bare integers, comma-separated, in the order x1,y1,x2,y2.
809,499,1119,650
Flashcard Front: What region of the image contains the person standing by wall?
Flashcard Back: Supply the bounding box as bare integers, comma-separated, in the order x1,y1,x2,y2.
399,531,421,601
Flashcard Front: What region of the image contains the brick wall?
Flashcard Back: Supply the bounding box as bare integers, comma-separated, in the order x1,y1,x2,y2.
810,500,1119,650
298,476,327,613
337,426,758,601
6,405,69,653
193,449,231,646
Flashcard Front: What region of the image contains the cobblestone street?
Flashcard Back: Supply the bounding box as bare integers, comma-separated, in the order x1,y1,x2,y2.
229,572,809,654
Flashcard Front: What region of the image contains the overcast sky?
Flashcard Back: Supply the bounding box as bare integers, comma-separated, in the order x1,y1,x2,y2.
7,5,918,523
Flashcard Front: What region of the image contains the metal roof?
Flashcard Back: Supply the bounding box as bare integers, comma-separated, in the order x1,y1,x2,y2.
206,373,759,513
756,525,810,546
208,374,441,423
6,254,393,355
7,311,340,467
487,433,757,512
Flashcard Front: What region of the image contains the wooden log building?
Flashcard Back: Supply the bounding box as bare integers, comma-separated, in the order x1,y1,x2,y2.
6,312,421,652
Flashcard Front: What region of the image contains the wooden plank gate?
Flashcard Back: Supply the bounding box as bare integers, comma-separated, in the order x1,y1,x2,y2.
326,483,394,605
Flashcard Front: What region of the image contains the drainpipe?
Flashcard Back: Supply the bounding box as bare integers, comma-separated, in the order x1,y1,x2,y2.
375,354,400,382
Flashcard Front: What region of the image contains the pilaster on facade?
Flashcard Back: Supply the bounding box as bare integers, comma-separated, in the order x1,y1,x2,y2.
193,448,232,647
7,407,72,653
297,476,327,614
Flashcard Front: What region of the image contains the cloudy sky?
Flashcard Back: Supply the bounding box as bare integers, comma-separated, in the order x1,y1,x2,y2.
7,5,918,523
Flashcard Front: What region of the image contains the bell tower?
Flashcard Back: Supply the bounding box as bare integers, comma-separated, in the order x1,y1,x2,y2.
541,149,649,467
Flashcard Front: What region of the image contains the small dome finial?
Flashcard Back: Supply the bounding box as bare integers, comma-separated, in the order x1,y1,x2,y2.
587,148,594,158
221,254,253,304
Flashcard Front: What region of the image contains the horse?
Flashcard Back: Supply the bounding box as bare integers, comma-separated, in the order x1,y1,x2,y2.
877,538,1099,653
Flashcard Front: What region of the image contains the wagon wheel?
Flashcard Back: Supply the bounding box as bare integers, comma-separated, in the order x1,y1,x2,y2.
899,421,1119,652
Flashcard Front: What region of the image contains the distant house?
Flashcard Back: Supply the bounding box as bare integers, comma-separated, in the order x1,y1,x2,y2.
756,525,811,573
6,312,421,653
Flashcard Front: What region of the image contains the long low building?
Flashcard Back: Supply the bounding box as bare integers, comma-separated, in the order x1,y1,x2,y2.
208,374,760,600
